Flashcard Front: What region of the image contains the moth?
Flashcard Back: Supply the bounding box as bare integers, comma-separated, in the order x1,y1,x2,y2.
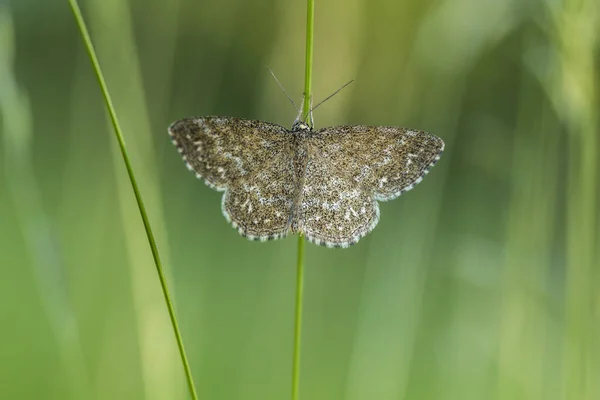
168,107,444,247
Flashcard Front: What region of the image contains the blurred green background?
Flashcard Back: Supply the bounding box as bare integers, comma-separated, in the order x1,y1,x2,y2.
1,0,598,399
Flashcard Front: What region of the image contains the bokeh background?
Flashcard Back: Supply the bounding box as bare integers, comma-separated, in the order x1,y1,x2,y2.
1,0,598,399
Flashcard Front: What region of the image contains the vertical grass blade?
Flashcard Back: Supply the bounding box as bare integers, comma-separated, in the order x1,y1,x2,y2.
545,2,599,399
301,0,315,123
292,2,314,399
66,1,198,399
495,60,558,400
292,235,305,400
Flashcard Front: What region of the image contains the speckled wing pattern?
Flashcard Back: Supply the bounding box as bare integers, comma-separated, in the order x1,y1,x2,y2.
168,117,296,241
298,126,444,247
169,117,444,248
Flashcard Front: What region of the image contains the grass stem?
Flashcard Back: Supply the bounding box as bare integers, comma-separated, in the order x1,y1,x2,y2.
291,2,314,399
292,234,305,400
302,0,315,123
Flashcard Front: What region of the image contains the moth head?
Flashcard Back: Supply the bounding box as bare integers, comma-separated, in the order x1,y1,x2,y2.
291,119,312,132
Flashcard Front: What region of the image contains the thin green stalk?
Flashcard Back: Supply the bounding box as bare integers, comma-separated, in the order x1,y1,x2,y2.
67,1,198,399
292,235,306,400
548,2,599,399
291,2,314,399
302,0,315,123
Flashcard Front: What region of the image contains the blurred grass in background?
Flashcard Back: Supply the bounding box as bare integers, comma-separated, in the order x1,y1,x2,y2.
0,0,598,399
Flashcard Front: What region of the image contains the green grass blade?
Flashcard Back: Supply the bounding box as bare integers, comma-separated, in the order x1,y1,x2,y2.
495,64,558,400
66,1,198,399
302,0,315,123
291,1,314,399
542,2,599,398
292,234,305,400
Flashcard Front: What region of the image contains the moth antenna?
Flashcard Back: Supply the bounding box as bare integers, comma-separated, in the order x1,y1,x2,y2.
266,66,298,112
310,79,355,113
